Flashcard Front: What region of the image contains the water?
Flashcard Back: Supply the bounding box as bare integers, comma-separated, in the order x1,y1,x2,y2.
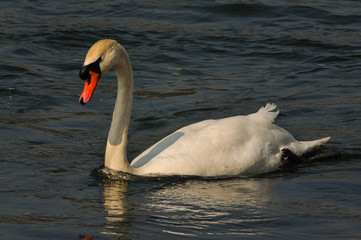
1,0,360,239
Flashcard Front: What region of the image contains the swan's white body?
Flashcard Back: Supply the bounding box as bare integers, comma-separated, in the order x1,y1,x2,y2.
79,39,330,177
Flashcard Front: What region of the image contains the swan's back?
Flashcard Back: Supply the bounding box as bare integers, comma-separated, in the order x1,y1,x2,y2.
130,104,328,177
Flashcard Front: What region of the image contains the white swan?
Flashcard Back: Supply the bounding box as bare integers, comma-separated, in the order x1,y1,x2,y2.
79,39,330,177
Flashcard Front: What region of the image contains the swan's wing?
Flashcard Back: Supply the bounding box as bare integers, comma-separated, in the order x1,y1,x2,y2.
132,104,281,169
131,113,290,176
130,119,215,169
131,104,329,176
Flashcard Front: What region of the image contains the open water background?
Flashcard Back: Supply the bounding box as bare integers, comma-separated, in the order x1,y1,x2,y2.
0,0,361,239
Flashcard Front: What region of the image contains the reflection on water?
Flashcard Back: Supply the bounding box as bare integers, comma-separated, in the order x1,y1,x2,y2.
102,168,361,239
102,177,281,238
102,181,130,238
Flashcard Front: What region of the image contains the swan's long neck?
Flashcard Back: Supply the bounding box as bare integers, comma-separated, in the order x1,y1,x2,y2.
104,50,134,173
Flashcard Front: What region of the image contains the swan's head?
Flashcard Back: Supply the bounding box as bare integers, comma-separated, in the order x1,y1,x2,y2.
79,39,123,104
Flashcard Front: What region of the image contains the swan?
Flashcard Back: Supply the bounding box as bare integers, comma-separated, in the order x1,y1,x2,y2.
78,39,330,177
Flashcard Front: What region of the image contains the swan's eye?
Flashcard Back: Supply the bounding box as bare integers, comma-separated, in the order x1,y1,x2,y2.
98,57,103,62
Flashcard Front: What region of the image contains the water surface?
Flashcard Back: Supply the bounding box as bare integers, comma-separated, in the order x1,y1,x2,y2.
0,0,360,239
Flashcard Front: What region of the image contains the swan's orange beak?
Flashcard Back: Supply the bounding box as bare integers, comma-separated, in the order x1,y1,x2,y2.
79,70,100,105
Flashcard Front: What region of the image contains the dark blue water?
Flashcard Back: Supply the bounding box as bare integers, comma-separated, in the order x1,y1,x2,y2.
1,0,361,239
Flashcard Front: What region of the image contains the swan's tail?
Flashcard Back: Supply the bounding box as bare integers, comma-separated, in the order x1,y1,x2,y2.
249,103,279,124
257,103,279,122
284,136,331,156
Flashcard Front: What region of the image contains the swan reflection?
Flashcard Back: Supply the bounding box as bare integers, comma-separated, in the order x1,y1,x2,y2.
102,177,282,238
101,181,130,238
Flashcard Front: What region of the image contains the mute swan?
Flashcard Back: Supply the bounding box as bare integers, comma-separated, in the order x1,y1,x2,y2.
79,39,330,177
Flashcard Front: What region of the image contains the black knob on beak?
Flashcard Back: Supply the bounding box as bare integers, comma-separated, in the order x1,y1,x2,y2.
79,66,90,80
